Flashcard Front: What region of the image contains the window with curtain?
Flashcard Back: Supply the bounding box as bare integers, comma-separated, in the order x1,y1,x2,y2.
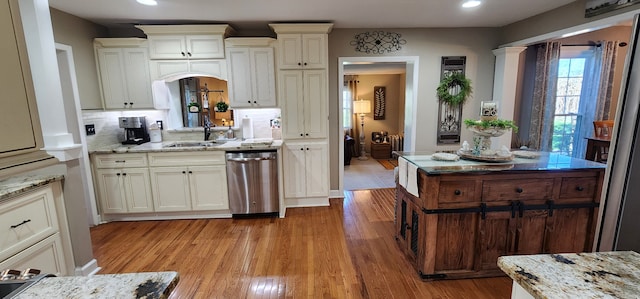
343,88,352,129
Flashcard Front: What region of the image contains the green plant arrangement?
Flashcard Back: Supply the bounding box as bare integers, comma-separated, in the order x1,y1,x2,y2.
437,72,472,105
464,119,519,132
215,101,229,112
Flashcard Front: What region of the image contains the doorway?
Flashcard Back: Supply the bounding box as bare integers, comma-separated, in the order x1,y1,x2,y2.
338,56,419,193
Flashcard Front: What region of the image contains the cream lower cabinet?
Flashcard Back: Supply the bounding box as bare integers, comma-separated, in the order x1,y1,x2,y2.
148,152,228,212
94,168,153,213
0,182,72,276
282,142,328,198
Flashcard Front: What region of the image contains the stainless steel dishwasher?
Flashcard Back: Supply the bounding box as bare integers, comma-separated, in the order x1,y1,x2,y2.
226,150,279,215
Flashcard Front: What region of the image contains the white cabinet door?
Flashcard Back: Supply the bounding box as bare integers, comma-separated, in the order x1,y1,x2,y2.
186,35,224,59
250,47,276,107
277,34,326,69
122,168,154,213
97,47,153,109
303,70,327,139
277,34,303,69
148,35,224,59
122,48,153,109
301,34,327,69
227,47,276,108
279,70,327,139
149,167,191,211
279,71,305,139
97,48,128,109
95,169,127,214
304,143,329,197
189,165,229,211
282,143,307,198
147,35,188,59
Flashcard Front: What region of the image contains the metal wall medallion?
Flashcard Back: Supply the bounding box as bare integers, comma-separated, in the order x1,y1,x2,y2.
350,31,407,54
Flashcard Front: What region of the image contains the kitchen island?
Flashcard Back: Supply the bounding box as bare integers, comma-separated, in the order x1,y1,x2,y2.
13,271,179,298
498,251,640,299
395,152,606,280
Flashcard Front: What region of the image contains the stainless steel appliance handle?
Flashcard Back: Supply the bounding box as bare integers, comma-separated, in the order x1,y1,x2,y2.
228,157,275,162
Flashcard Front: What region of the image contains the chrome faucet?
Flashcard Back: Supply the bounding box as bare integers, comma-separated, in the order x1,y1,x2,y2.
203,115,212,141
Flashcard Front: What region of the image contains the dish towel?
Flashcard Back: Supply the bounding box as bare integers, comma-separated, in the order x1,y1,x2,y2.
398,157,408,188
406,162,419,197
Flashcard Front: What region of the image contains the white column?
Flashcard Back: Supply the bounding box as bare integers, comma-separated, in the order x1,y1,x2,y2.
18,0,75,150
492,47,526,149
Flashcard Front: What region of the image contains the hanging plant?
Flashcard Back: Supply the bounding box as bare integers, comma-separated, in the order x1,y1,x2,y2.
215,101,229,112
437,72,472,106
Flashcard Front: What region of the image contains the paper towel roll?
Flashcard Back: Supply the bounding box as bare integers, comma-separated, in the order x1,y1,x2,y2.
242,116,254,140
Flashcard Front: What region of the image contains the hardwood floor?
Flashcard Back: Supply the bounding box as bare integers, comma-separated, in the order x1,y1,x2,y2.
91,189,512,298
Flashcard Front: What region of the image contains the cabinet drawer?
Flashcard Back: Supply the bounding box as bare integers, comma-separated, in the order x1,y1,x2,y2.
438,181,478,205
559,177,598,200
93,153,148,168
0,187,59,261
148,151,225,166
482,179,554,202
0,233,66,277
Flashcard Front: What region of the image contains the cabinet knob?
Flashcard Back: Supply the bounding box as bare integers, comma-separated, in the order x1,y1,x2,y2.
297,62,302,66
454,190,461,195
122,173,127,176
306,148,310,150
303,62,308,66
253,101,257,104
248,101,252,104
300,133,304,137
300,148,304,151
124,102,128,107
188,171,193,174
404,223,412,231
116,173,121,176
181,52,186,56
182,171,186,174
129,102,133,106
516,187,523,193
576,186,584,191
187,52,192,57
305,133,309,136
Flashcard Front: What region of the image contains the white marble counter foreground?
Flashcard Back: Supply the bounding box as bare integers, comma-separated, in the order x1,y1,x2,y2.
15,271,179,299
0,174,64,203
498,251,640,299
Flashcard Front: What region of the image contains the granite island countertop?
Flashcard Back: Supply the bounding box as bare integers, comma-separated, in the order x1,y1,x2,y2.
0,174,64,203
14,271,179,299
89,139,283,154
498,251,640,299
396,151,605,175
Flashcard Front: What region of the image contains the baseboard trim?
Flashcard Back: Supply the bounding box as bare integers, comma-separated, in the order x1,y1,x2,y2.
285,197,329,208
75,259,101,276
329,190,343,198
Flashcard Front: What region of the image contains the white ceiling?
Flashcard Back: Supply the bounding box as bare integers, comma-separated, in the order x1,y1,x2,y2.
48,0,577,32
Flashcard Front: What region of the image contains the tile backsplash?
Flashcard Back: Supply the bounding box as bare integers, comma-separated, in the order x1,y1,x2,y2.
82,108,281,150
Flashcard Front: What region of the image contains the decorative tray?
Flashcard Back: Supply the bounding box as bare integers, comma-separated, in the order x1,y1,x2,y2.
457,150,514,163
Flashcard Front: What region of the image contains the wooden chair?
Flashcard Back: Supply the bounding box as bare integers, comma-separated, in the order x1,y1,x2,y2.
592,120,614,162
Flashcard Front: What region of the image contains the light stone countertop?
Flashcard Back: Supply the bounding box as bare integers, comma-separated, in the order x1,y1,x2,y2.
89,139,283,154
14,271,179,299
0,174,64,203
498,251,640,299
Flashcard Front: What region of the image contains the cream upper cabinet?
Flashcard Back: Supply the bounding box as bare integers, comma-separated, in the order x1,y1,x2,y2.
276,34,327,69
136,25,232,60
279,69,327,139
282,142,328,199
225,38,276,108
146,34,224,60
94,38,153,109
0,0,48,167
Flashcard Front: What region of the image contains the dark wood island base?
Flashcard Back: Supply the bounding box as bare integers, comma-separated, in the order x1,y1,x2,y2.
395,153,605,280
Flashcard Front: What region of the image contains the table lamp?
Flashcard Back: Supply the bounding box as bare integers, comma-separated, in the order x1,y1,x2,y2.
353,99,371,160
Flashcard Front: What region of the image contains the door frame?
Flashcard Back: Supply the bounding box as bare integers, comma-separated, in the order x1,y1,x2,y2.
337,56,420,194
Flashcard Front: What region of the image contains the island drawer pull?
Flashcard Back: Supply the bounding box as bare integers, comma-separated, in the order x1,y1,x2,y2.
516,187,524,193
454,189,461,195
10,219,31,229
576,186,584,191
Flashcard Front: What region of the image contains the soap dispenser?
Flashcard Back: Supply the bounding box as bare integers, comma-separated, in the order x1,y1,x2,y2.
226,126,235,139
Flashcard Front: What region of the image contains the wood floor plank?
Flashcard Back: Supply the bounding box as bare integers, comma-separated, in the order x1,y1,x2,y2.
91,188,512,298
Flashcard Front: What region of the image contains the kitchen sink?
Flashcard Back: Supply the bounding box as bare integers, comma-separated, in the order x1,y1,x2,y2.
164,141,224,148
0,281,27,298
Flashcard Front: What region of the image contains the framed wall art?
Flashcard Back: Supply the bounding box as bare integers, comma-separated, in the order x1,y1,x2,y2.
373,86,386,120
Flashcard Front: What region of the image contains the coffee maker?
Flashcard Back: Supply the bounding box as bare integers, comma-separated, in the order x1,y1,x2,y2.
119,116,150,145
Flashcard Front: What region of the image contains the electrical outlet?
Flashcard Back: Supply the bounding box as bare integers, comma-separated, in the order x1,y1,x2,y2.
156,120,163,130
85,124,96,135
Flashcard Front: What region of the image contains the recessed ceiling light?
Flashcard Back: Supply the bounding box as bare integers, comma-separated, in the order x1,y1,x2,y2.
137,0,157,6
462,0,482,8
